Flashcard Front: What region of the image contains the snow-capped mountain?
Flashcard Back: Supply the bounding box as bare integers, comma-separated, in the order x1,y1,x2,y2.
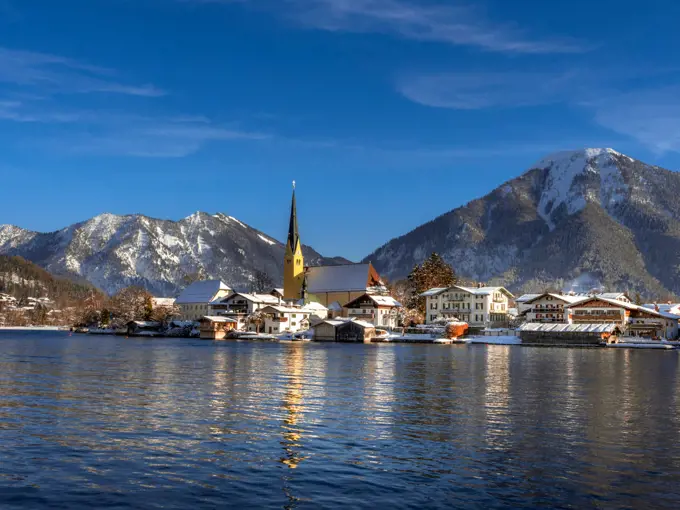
364,148,680,297
0,212,348,296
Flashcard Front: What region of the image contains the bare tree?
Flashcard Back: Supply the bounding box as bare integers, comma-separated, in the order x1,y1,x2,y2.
251,270,274,294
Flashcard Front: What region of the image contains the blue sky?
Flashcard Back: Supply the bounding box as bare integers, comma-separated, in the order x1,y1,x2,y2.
1,0,680,260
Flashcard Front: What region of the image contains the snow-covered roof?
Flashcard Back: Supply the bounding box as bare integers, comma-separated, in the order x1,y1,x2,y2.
176,280,231,304
221,292,280,305
261,305,310,314
128,321,161,328
271,288,284,296
521,293,585,305
642,303,680,313
345,293,402,308
516,294,542,303
321,318,375,329
327,301,343,311
201,316,237,323
300,301,328,311
422,285,514,298
519,322,619,333
567,297,680,320
306,263,379,293
420,287,448,297
152,297,176,307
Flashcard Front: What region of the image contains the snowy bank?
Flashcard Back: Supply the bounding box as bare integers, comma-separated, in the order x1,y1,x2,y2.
464,336,522,345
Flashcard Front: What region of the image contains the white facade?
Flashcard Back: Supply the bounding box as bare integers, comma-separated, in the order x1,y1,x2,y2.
176,280,232,321
344,294,402,329
566,297,679,339
522,293,585,323
210,292,281,330
261,305,311,335
422,285,513,327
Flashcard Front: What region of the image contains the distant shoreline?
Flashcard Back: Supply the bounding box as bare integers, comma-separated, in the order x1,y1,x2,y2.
0,326,67,331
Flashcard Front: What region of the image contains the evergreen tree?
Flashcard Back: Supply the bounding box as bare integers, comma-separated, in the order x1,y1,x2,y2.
406,253,457,314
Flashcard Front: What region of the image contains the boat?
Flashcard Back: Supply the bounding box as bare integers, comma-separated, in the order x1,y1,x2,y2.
608,337,676,349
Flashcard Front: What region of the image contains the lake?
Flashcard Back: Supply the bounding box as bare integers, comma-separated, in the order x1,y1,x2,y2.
1,330,680,509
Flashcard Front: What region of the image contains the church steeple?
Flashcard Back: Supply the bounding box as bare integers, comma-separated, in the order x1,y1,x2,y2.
287,182,300,253
283,181,305,300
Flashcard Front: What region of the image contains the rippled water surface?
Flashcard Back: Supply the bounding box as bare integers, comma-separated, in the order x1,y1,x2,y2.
2,331,680,508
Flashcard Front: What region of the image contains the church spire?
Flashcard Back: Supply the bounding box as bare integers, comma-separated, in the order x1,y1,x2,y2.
287,181,299,251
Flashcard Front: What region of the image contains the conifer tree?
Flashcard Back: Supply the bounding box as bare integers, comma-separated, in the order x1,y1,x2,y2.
406,253,457,314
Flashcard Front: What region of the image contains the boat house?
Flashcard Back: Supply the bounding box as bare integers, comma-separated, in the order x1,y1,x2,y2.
199,316,238,340
314,318,376,343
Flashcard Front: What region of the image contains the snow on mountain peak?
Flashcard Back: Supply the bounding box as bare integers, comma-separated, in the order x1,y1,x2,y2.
534,148,628,230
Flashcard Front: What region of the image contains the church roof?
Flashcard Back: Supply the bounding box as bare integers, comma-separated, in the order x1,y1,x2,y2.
287,188,299,250
306,263,381,293
176,280,231,304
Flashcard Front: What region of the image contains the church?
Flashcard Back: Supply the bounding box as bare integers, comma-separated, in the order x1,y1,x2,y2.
283,184,388,309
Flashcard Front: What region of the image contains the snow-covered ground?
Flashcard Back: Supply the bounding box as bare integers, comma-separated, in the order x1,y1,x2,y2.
464,336,522,345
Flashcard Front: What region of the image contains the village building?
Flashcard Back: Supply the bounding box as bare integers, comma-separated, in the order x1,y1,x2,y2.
199,316,238,340
314,318,376,343
516,292,631,314
175,280,232,321
343,293,402,329
271,288,285,299
421,285,514,328
151,297,176,308
211,292,281,330
281,183,392,312
260,305,311,335
642,303,680,315
565,297,679,339
520,293,587,323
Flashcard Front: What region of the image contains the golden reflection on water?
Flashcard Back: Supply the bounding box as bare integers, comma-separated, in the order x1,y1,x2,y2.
280,345,306,470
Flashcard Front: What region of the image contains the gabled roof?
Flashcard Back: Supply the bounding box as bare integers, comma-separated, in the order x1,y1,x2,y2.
421,285,514,298
201,316,237,323
420,287,448,297
176,280,231,304
566,296,680,319
642,303,680,313
305,263,382,293
261,305,310,314
344,293,402,309
516,294,542,303
220,292,280,305
321,318,375,329
521,293,585,305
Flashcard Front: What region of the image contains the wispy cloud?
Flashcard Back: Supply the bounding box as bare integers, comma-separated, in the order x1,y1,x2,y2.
590,86,680,154
0,47,165,97
396,67,680,155
182,0,587,54
396,71,584,109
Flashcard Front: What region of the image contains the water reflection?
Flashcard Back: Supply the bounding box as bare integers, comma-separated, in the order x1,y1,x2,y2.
1,332,680,509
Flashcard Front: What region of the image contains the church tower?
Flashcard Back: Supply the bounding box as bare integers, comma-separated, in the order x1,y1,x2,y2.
283,182,305,300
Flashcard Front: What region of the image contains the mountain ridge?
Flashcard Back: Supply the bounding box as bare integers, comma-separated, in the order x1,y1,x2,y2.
363,148,680,298
0,212,350,296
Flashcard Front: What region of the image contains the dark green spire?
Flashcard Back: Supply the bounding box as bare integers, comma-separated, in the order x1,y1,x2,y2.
287,185,299,251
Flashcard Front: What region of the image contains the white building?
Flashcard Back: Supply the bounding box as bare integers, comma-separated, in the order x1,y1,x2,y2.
516,292,631,315
566,296,679,339
343,293,402,329
421,285,514,327
210,292,281,330
642,303,680,315
260,305,311,335
175,280,232,321
520,293,586,323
